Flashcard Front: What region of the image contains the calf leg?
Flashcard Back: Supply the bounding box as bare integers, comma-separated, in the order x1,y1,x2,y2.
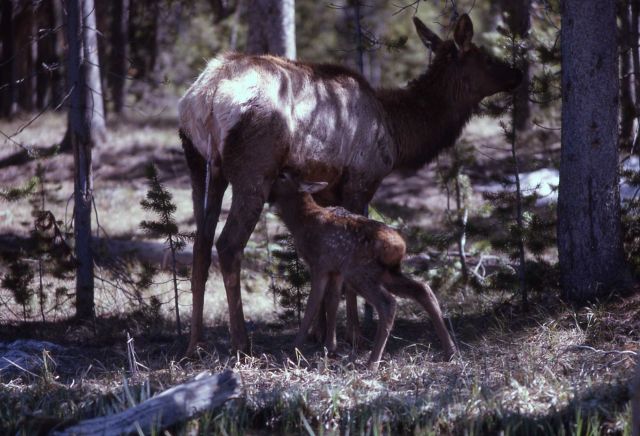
324,273,344,353
345,288,360,345
340,192,377,345
294,272,329,349
308,298,327,344
383,270,457,359
353,277,396,371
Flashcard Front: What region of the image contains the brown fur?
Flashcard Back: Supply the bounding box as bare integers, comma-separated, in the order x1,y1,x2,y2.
270,170,456,370
180,14,521,354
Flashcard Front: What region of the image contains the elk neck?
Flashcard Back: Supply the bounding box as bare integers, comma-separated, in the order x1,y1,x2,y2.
275,192,322,237
378,56,477,170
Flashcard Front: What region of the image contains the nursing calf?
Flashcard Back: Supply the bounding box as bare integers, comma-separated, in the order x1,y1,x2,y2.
270,170,456,370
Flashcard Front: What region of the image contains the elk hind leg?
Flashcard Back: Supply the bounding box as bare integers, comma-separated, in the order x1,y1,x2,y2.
182,131,228,355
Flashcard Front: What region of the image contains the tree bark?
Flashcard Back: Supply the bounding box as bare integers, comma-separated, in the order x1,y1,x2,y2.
128,0,159,80
620,0,635,149
15,1,37,112
36,0,63,110
0,0,17,118
245,0,296,59
209,0,236,23
83,0,106,139
66,0,106,319
109,0,129,114
633,0,640,153
501,0,531,131
633,357,640,436
558,0,630,301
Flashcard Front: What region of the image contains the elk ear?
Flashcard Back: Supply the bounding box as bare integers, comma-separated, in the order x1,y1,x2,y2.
453,14,474,51
413,17,442,51
298,181,328,194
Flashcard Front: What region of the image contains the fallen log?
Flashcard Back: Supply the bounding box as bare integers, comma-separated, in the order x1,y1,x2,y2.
51,370,239,436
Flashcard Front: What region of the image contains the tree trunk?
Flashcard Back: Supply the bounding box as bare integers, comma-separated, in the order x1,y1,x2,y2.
633,358,640,436
85,0,106,140
128,0,159,80
558,0,630,301
209,0,236,23
67,0,107,319
36,0,62,110
49,0,64,108
16,1,37,112
0,0,17,118
633,0,640,152
620,0,635,149
245,0,296,59
36,2,49,110
109,0,129,114
501,0,531,131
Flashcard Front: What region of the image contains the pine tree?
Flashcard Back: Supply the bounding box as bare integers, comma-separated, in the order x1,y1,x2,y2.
1,165,74,321
270,234,311,325
558,0,631,300
2,257,34,322
140,164,188,337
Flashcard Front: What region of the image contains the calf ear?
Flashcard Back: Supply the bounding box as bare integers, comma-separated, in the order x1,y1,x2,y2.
413,17,442,51
299,181,328,194
454,14,474,51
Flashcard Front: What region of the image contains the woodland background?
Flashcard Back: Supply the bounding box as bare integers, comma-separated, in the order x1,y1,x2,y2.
0,0,639,434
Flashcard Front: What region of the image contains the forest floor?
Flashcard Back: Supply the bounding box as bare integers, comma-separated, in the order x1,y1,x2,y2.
0,111,637,434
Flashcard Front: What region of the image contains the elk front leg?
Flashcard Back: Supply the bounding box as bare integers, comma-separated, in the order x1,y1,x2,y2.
215,189,265,354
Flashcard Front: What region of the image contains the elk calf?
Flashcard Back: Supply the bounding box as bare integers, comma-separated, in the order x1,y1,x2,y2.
270,170,457,370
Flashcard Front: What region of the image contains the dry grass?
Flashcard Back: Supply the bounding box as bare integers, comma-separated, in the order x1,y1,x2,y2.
1,294,636,434
0,114,637,434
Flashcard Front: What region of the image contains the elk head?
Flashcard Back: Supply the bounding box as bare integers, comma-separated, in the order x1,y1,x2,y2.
413,14,522,103
269,170,328,202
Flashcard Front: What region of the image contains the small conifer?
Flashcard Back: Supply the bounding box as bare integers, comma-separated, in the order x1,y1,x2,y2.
140,164,188,337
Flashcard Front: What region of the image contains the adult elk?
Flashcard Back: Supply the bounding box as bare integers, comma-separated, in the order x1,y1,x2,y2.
179,14,521,355
269,169,457,369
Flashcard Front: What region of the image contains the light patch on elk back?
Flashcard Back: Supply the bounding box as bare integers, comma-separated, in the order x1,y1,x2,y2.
178,54,395,179
288,81,392,175
178,56,266,160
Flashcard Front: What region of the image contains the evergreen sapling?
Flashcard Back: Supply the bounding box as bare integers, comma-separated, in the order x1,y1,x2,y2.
140,164,189,337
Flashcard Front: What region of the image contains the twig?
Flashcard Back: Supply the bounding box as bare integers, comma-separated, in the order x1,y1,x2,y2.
565,345,637,356
1,357,42,379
